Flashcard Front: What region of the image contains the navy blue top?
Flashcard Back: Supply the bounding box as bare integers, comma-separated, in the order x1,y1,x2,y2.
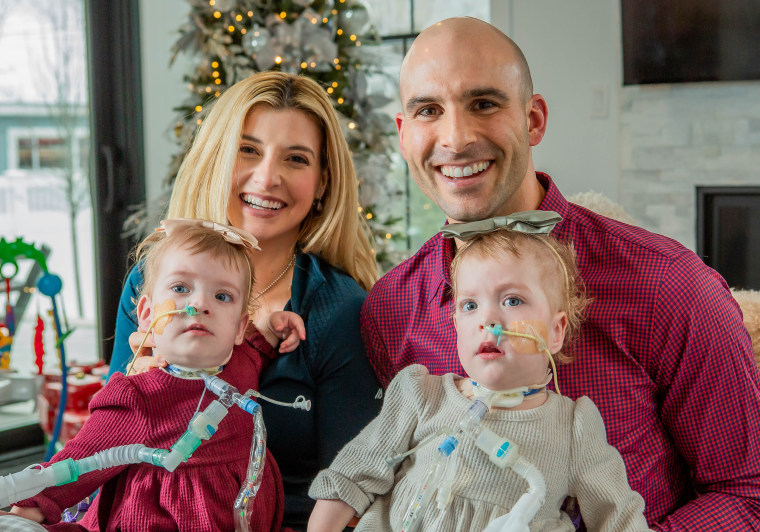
109,252,383,528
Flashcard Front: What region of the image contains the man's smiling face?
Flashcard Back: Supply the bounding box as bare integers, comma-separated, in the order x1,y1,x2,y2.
396,18,545,223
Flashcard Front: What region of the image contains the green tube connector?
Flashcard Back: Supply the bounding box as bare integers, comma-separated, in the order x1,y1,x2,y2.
139,448,169,467
174,430,203,455
161,430,202,472
52,459,79,486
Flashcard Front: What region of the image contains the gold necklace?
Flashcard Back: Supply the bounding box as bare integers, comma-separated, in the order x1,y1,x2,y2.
252,253,296,302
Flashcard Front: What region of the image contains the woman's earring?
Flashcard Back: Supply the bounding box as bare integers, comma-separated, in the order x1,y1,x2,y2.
313,198,323,213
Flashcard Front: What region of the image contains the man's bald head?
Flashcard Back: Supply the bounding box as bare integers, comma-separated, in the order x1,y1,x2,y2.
400,17,533,104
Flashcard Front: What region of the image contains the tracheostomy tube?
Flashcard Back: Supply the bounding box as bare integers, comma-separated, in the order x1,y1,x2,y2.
393,390,546,531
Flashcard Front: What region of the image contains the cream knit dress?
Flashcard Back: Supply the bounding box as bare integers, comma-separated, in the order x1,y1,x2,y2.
309,364,649,531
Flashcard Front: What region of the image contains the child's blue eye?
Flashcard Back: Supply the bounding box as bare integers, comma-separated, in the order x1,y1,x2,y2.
504,297,522,307
462,301,478,312
172,285,189,294
216,293,232,303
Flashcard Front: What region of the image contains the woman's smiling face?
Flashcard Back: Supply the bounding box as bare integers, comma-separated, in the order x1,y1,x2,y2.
227,106,326,247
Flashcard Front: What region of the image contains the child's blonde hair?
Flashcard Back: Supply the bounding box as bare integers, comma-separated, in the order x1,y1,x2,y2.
135,222,256,317
450,229,588,363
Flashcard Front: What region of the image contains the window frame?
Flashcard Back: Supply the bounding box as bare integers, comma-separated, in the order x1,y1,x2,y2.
85,0,146,362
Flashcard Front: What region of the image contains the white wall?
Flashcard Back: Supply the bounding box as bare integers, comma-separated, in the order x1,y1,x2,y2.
490,0,622,201
618,82,760,250
139,0,192,202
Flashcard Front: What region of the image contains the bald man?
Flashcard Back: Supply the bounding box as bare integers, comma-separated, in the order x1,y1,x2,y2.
360,17,760,530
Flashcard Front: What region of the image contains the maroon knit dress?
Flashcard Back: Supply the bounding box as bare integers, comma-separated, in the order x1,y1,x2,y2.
15,332,284,531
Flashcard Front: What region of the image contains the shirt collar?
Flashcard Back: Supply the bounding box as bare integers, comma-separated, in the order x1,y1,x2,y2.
426,232,456,304
288,250,325,315
535,172,570,224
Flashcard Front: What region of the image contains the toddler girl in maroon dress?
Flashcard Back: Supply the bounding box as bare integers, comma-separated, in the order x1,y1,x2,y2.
6,219,304,531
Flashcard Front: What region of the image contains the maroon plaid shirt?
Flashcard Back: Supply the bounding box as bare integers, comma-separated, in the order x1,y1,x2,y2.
361,173,760,530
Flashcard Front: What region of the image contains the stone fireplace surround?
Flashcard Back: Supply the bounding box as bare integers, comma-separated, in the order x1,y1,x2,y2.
618,82,760,254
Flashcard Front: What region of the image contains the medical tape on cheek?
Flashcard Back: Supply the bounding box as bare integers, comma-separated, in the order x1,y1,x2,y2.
505,320,549,355
152,299,177,335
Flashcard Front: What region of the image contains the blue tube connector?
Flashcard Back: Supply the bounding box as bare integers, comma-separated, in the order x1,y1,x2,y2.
437,436,459,457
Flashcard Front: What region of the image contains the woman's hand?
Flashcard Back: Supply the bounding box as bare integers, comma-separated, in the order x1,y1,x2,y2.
125,330,165,375
266,311,306,353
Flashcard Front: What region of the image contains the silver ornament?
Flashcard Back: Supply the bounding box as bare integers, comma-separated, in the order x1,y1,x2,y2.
341,1,371,35
241,25,271,55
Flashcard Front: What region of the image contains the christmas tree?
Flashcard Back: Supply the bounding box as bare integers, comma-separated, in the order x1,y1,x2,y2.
147,0,405,269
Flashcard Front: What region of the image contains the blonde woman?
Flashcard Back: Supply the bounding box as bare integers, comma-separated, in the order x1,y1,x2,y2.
109,71,382,529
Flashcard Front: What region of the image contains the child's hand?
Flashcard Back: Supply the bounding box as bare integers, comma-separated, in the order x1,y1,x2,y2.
267,311,306,353
308,499,357,531
123,330,167,376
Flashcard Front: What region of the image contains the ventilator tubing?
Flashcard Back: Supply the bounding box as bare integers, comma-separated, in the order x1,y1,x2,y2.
481,457,546,532
398,446,450,532
0,395,232,507
234,409,267,532
0,444,164,508
397,400,489,532
394,396,546,532
467,423,546,532
0,372,263,518
0,368,305,532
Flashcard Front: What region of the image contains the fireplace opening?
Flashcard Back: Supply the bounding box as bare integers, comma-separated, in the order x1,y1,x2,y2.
697,186,760,291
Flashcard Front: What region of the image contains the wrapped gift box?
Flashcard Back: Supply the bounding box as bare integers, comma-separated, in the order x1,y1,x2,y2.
38,371,104,439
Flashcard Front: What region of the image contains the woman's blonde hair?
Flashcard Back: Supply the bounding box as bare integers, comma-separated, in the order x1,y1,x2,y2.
167,71,377,291
450,230,588,363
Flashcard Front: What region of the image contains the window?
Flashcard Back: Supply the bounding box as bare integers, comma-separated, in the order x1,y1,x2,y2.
0,2,97,404
38,137,68,169
0,0,145,454
9,128,88,172
17,138,33,169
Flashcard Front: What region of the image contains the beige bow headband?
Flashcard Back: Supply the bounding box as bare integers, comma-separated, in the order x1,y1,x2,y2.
442,210,569,293
157,218,260,252
440,210,562,240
